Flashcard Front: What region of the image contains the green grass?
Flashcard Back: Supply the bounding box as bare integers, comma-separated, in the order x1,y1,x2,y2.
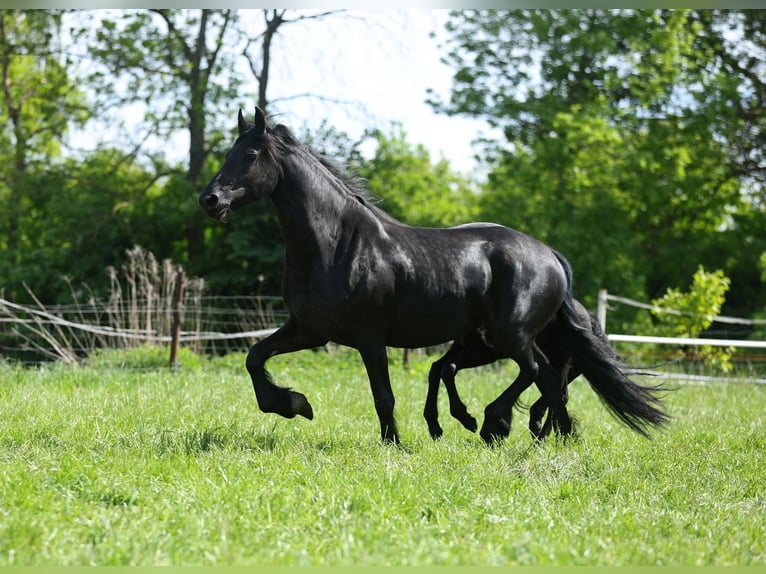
0,346,764,565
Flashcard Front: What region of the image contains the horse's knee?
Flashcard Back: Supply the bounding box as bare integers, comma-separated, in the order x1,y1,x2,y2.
245,342,269,374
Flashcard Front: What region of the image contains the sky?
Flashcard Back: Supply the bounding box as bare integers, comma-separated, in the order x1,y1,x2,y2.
67,10,495,176
254,10,493,175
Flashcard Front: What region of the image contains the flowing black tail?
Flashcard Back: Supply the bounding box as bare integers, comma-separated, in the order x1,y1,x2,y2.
552,251,670,437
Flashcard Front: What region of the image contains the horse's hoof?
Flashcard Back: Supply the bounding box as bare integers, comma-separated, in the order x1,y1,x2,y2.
381,432,401,446
290,391,314,420
479,417,510,446
480,431,505,447
429,426,444,441
452,408,478,433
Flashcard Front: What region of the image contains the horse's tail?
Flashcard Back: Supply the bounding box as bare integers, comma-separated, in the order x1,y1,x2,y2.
552,251,670,437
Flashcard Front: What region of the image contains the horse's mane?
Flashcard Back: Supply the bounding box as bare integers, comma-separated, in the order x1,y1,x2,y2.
267,124,400,224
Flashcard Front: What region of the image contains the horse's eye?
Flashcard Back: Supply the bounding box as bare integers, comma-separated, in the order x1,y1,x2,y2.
246,149,259,159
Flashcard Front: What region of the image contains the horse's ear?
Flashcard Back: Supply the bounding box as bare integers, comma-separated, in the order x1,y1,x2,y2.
253,106,267,135
237,108,249,135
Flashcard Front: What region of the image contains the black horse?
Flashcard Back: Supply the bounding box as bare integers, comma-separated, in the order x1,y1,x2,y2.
423,299,635,441
199,107,668,445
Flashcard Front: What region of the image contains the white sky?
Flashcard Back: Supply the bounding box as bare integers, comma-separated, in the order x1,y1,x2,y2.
254,9,494,175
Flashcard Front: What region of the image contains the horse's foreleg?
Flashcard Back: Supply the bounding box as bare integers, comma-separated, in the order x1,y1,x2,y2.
528,395,548,438
358,343,400,445
424,340,478,440
245,318,327,420
443,362,478,433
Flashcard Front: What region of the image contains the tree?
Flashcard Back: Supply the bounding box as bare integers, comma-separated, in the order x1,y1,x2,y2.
19,149,169,302
241,9,345,113
478,105,646,312
84,9,243,265
0,10,89,299
84,9,355,285
433,10,764,318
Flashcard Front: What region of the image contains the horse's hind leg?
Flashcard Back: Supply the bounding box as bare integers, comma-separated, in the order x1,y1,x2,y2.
425,351,453,440
530,301,591,439
532,350,572,438
245,317,328,420
425,337,499,440
534,359,578,440
480,344,539,445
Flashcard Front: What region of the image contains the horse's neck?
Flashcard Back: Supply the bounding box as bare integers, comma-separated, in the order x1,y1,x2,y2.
270,153,372,270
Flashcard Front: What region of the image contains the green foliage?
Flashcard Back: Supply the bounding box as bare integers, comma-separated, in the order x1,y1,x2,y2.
0,11,90,300
1,149,170,302
436,9,765,320
0,349,764,565
357,124,477,228
651,266,734,372
651,266,730,337
478,103,646,316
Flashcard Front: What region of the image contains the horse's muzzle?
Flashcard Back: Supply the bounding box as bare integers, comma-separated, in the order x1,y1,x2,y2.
200,184,249,221
199,190,218,210
199,190,225,219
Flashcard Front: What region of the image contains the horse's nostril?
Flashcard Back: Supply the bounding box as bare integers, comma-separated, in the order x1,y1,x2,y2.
203,193,219,209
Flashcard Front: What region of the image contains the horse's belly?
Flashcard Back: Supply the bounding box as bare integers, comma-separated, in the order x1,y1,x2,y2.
283,241,492,348
385,297,486,348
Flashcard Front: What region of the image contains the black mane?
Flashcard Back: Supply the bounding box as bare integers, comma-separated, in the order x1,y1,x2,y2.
266,123,400,224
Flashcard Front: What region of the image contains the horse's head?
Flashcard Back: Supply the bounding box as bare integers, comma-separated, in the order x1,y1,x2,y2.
199,106,281,221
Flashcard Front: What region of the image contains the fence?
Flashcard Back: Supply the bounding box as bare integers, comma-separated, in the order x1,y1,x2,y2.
0,289,286,366
595,289,766,380
3,282,766,377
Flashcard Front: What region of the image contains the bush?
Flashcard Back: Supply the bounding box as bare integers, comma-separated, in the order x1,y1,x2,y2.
650,265,733,372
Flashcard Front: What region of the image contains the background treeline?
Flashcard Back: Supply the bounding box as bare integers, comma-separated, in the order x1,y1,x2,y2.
0,9,764,334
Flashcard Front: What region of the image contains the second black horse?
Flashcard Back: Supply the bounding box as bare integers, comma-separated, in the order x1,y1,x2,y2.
423,299,648,441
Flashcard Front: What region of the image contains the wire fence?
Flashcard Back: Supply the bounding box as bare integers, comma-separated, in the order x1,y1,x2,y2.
0,246,292,366
3,274,766,382
0,293,286,366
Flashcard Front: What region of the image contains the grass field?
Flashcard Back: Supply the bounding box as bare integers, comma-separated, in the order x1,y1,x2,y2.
0,345,764,566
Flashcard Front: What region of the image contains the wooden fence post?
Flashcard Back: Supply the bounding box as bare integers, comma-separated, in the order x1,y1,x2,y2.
597,288,608,331
169,267,185,369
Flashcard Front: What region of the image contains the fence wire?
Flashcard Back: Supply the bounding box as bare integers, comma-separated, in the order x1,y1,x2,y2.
0,294,286,365
3,289,766,381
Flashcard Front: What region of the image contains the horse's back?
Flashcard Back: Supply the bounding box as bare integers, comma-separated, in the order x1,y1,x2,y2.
379,222,568,344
